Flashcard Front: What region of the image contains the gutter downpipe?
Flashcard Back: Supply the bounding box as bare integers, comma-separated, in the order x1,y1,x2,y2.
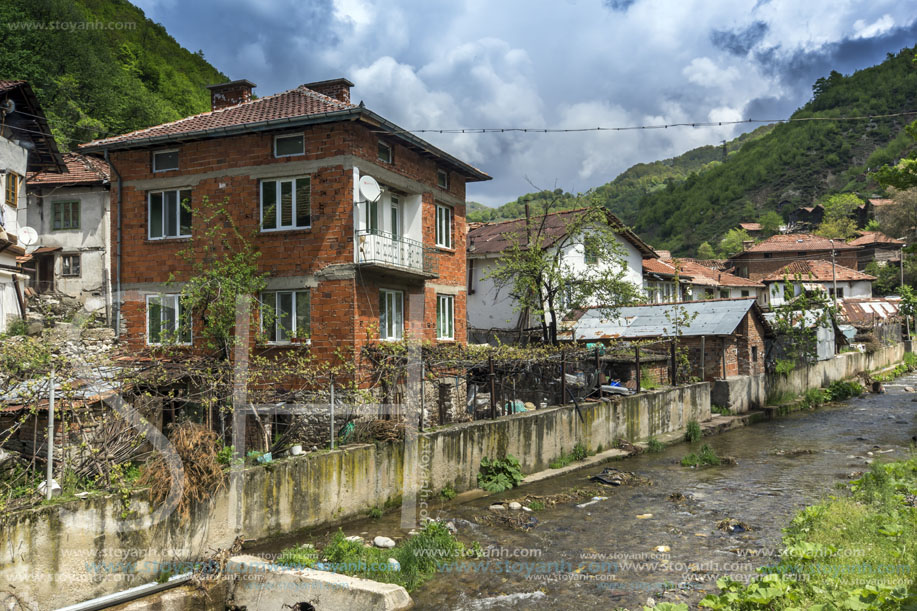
55,573,193,611
104,149,122,337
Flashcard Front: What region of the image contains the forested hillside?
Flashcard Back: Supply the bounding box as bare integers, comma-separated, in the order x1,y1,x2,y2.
473,47,917,256
0,0,227,150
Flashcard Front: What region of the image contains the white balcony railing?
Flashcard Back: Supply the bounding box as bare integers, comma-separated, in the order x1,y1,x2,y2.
355,230,437,276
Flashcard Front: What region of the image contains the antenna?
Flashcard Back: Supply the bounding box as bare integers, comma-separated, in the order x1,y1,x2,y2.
358,175,382,203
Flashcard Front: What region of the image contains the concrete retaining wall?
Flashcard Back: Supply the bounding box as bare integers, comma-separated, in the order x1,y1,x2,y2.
0,384,709,609
712,342,906,413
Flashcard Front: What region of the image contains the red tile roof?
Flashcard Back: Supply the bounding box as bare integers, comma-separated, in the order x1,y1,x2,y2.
28,153,110,186
762,259,875,282
642,257,693,279
82,84,354,149
467,208,657,257
737,233,858,254
739,222,762,231
0,80,26,93
868,198,896,207
676,260,764,287
847,231,905,247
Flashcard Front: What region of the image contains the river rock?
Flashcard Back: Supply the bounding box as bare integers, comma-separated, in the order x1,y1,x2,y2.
489,503,506,511
388,558,401,572
373,536,396,549
636,513,653,519
654,545,670,553
345,535,363,543
446,521,457,533
508,502,522,510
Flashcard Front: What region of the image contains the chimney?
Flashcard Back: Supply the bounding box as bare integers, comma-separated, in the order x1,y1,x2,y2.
302,78,354,104
742,240,754,251
206,79,256,111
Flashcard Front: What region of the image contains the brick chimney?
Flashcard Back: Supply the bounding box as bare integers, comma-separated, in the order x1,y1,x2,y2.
206,79,256,111
302,78,354,104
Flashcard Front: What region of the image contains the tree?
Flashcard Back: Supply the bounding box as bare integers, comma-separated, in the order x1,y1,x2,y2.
876,187,917,242
719,228,752,257
485,194,643,344
758,211,783,236
815,193,862,239
696,241,716,259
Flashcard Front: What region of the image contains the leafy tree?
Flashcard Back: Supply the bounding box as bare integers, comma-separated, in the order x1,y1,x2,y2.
485,194,643,344
875,187,917,241
770,283,836,368
814,193,862,239
718,228,752,257
696,241,716,259
758,211,783,236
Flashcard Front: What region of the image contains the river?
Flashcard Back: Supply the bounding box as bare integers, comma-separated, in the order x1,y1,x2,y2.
256,373,917,610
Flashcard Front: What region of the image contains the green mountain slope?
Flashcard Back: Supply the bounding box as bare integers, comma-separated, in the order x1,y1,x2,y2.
633,46,917,255
0,0,227,150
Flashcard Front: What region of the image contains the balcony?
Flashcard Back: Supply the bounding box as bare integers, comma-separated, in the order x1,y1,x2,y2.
355,230,438,279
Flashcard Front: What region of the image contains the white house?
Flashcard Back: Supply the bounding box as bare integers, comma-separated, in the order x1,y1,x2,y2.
762,259,874,307
466,208,655,341
0,81,65,332
26,153,111,313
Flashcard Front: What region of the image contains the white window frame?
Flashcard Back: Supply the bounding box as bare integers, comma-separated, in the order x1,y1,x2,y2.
379,289,404,341
436,294,454,340
152,149,179,173
148,189,192,240
435,203,453,249
146,294,192,346
436,168,449,190
378,141,392,164
260,176,311,231
274,133,305,158
260,289,311,344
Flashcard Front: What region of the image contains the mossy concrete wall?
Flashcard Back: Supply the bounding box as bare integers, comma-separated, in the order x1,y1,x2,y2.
712,342,906,413
0,384,709,609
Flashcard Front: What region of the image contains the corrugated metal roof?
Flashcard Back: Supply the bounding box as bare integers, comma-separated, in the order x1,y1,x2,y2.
569,298,759,340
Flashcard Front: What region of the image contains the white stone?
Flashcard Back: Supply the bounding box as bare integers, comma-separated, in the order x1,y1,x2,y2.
387,557,401,572
373,536,396,549
445,521,457,533
508,502,522,510
489,504,506,511
344,536,363,543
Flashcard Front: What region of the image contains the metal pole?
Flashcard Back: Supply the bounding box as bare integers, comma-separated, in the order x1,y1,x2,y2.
830,241,838,310
489,355,496,419
46,368,55,501
594,346,602,399
670,339,677,386
419,361,425,432
635,347,641,392
700,336,706,381
560,349,566,405
329,374,335,450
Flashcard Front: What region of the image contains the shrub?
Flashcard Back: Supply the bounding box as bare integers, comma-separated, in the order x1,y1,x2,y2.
711,404,730,416
440,485,457,500
685,419,702,443
681,444,720,467
647,437,665,453
4,318,29,337
775,359,795,375
903,352,917,370
368,506,383,519
826,380,863,401
477,455,523,492
571,443,588,461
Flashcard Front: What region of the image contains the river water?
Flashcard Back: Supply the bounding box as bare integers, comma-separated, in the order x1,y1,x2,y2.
257,373,917,610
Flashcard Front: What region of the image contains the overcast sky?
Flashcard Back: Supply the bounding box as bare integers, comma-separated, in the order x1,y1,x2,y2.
135,0,917,207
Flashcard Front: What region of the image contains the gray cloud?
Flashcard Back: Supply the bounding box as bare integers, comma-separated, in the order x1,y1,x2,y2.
711,21,769,56
603,0,637,11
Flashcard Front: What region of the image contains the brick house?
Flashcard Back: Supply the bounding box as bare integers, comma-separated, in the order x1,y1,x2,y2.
847,231,904,270
80,78,490,368
563,298,771,381
761,259,875,306
728,233,858,280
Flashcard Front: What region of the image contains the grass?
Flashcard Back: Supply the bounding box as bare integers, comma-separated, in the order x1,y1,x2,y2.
680,443,721,467
699,455,917,610
368,506,383,519
278,521,468,591
684,419,702,443
440,485,457,500
549,443,592,469
711,404,730,416
639,366,661,390
528,500,546,511
646,437,665,453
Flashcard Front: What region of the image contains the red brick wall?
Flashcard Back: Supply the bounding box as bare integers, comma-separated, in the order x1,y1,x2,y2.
111,120,470,370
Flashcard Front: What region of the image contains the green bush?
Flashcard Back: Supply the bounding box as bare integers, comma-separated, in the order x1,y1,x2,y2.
681,444,720,467
647,437,665,453
640,366,661,390
4,318,28,337
775,359,796,375
440,485,457,500
685,419,702,443
711,404,730,415
903,352,917,370
826,380,863,401
571,443,588,461
477,455,523,492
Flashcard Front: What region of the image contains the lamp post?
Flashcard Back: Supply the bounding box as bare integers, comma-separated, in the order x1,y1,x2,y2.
829,239,838,310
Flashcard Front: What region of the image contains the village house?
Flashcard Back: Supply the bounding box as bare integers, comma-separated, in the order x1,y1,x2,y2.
465,208,655,342
0,81,65,332
79,78,489,366
738,222,763,238
761,259,874,307
562,298,771,383
728,233,859,280
847,230,904,271
642,257,765,305
25,153,111,314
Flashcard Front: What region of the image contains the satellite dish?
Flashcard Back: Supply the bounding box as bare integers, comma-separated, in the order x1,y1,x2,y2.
18,226,38,247
0,99,15,115
358,175,382,203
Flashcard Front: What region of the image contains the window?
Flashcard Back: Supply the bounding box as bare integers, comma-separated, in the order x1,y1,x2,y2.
829,287,845,299
61,254,80,277
146,294,191,345
740,290,750,297
763,253,772,259
583,241,599,265
152,150,179,172
435,204,453,249
274,134,304,157
436,169,449,190
436,294,454,340
52,201,80,231
719,289,729,298
378,141,392,164
261,177,311,230
261,290,310,343
390,194,400,238
752,346,758,362
149,189,192,239
5,173,19,208
379,289,403,341
366,197,379,233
